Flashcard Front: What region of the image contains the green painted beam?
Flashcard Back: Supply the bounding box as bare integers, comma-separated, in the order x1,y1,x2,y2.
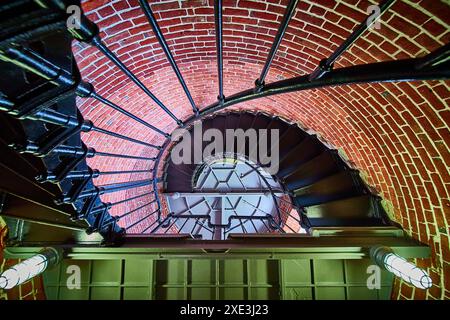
5,233,430,260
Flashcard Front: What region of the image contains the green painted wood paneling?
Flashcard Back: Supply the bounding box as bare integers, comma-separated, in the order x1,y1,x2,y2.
42,258,393,300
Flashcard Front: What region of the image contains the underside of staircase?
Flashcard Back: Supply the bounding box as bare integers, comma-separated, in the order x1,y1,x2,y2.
0,0,447,244
164,111,390,234
0,0,446,301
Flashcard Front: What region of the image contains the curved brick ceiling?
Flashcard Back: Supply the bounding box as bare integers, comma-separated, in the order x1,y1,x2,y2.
74,0,449,299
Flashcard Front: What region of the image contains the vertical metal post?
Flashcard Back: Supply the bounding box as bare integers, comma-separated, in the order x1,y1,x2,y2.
91,126,161,149
138,0,199,116
309,0,396,80
255,0,299,89
214,0,225,103
90,91,169,137
91,36,183,125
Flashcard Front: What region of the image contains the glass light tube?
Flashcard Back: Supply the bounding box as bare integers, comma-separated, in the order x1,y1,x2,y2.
370,246,432,290
383,252,432,289
0,248,59,290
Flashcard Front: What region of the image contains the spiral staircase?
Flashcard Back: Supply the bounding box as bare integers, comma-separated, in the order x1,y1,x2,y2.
0,0,446,300
163,111,389,238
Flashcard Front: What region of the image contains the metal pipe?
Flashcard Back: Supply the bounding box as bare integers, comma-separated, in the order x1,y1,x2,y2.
49,145,156,161
214,0,224,103
32,109,81,127
38,169,153,182
110,191,155,206
192,52,450,120
165,192,283,197
5,105,88,131
56,179,154,203
125,209,159,230
46,145,95,157
190,217,200,235
36,169,99,182
164,216,180,234
91,36,183,125
19,109,162,152
149,214,171,234
245,162,284,228
141,217,160,233
177,217,190,233
196,218,214,234
91,125,161,149
309,0,396,80
100,179,154,193
117,200,157,220
138,0,199,116
152,167,163,220
163,213,273,227
415,42,450,69
90,202,113,215
0,44,170,136
98,169,153,176
91,191,156,214
94,150,156,161
255,0,299,88
0,45,73,86
90,92,169,137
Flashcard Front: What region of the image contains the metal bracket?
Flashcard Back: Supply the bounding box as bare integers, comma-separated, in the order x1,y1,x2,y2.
10,111,91,156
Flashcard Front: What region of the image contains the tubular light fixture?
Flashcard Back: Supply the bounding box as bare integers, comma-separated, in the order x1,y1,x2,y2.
370,246,432,289
0,247,61,290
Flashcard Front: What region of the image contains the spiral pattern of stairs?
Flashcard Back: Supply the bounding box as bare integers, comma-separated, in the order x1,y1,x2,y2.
1,0,446,244
164,111,389,229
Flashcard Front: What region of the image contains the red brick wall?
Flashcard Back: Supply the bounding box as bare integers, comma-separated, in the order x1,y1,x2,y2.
74,0,449,299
